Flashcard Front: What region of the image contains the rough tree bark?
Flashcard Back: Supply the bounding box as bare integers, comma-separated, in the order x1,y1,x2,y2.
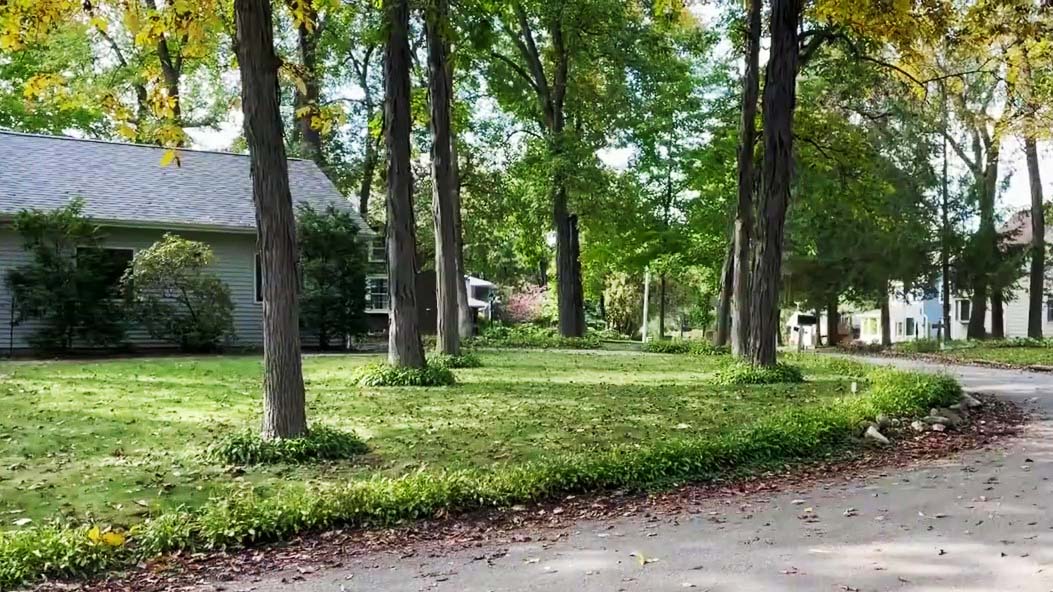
991,290,1005,339
713,241,733,346
731,0,761,358
351,45,380,216
1026,135,1045,339
452,134,474,339
747,0,800,366
426,0,460,355
384,0,425,368
940,94,952,342
825,297,839,347
234,0,307,440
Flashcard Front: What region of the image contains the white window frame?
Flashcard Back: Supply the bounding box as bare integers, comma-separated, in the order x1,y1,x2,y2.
368,237,386,264
365,274,390,313
957,299,971,322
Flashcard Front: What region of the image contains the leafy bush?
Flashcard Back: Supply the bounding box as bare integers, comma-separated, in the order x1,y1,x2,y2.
713,362,805,385
298,204,369,349
351,362,457,387
642,339,729,356
429,352,483,369
0,366,961,589
470,323,601,349
892,339,941,354
501,285,547,324
838,341,886,354
123,234,235,352
210,426,368,465
986,337,1053,349
5,199,126,352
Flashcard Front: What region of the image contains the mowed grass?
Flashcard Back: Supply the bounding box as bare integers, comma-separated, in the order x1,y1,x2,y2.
941,345,1053,367
0,350,856,527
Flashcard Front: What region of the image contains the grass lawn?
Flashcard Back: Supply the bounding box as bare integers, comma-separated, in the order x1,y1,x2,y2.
940,345,1053,366
0,350,859,528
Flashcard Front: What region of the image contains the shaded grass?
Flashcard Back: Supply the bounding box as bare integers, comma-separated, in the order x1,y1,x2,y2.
0,351,858,527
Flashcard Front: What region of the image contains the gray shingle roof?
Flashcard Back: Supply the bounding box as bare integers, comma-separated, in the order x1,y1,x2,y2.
0,130,371,235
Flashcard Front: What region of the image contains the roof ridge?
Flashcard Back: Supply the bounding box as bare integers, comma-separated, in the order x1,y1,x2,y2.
0,129,307,162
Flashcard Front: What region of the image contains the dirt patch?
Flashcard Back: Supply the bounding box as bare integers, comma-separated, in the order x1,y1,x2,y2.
34,396,1026,592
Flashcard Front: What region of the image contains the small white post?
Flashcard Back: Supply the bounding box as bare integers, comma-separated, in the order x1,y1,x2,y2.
642,266,651,342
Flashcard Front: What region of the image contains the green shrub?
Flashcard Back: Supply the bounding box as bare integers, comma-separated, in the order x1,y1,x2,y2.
0,366,962,590
351,362,457,387
469,324,601,350
713,362,804,385
642,339,728,356
429,352,483,369
123,234,235,352
986,337,1053,349
210,426,368,465
892,339,941,354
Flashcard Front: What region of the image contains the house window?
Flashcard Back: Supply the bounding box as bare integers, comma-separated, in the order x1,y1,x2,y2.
366,277,389,311
76,247,134,290
905,318,915,336
957,299,971,322
254,254,263,303
1047,299,1053,323
896,321,904,336
369,237,386,263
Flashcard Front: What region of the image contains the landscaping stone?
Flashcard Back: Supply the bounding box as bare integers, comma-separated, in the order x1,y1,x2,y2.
932,408,963,427
910,420,927,432
864,425,890,445
923,415,952,425
931,423,947,432
961,394,984,408
875,414,891,429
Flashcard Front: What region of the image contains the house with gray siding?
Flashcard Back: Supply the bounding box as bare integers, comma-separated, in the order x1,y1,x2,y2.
0,130,381,352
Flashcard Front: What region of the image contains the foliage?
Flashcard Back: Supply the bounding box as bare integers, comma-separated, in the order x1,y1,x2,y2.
297,204,369,348
429,352,483,369
351,363,457,387
642,339,728,356
210,427,368,466
5,200,126,352
470,323,601,349
0,357,960,589
122,234,234,352
603,272,642,337
713,362,805,385
499,285,548,325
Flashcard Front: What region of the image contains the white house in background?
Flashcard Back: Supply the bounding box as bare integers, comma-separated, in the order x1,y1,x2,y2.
854,287,943,344
466,276,496,316
944,209,1053,340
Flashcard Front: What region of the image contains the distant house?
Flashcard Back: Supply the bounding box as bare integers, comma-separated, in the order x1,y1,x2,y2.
852,288,943,344
0,130,381,352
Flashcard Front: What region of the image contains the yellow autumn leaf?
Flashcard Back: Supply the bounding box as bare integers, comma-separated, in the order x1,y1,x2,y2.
87,526,102,543
90,16,108,33
160,149,179,168
100,530,126,547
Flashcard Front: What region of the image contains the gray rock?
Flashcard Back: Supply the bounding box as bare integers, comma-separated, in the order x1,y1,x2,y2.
932,408,963,426
910,420,927,432
865,425,890,445
875,414,891,429
961,394,983,408
931,423,947,432
923,415,952,425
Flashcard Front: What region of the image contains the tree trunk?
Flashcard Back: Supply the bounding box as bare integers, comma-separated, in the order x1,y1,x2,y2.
570,214,585,332
555,186,583,336
713,241,733,346
747,0,799,366
658,273,666,339
452,129,474,339
731,0,761,359
384,0,425,368
991,290,1005,339
825,297,838,347
425,0,459,355
1027,135,1045,339
967,284,987,339
880,294,891,347
234,0,307,440
968,145,1000,340
292,14,325,168
940,97,952,343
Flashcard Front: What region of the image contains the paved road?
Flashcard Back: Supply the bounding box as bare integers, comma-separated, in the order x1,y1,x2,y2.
217,358,1053,592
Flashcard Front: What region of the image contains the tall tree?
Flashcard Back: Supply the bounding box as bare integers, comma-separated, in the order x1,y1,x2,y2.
731,0,762,357
286,0,326,167
748,0,800,366
425,0,461,354
384,0,426,368
234,0,307,439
